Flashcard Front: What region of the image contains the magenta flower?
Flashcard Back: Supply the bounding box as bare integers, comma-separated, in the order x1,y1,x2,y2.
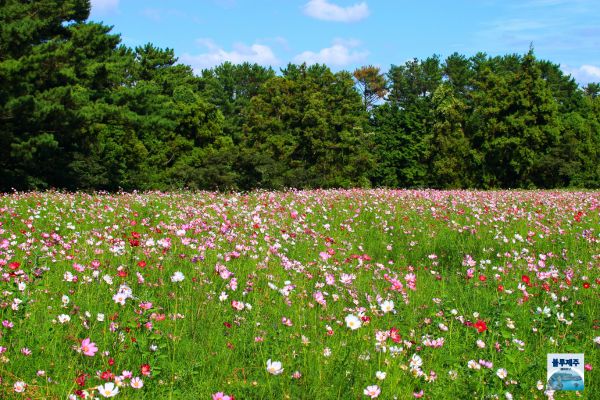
80,338,98,357
213,393,233,400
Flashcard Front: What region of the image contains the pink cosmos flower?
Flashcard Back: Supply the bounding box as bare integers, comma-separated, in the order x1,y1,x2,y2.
130,377,144,389
14,381,26,393
213,393,233,400
81,338,98,357
364,385,381,398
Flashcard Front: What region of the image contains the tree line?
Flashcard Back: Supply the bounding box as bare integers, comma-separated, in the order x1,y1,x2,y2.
1,0,599,191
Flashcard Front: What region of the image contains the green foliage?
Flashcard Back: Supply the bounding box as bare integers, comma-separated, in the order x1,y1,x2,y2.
353,65,388,111
429,84,473,188
240,63,373,189
1,1,598,190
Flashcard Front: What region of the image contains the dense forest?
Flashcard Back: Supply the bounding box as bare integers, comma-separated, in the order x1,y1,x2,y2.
1,0,599,191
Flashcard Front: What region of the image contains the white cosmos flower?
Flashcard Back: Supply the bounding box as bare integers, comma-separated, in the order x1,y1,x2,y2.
112,293,127,305
130,377,144,389
496,368,508,379
410,354,423,369
345,314,362,330
57,314,71,324
13,381,26,393
380,300,394,314
364,385,381,398
375,371,386,380
266,359,284,375
171,271,185,283
97,382,119,397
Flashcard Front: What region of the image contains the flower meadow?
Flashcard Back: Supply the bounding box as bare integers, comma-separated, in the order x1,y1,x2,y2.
0,190,598,399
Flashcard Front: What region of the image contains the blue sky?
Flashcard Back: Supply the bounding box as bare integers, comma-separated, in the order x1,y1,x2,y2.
89,0,600,84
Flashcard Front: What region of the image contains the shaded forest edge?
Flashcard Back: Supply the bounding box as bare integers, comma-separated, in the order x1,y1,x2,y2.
1,0,599,192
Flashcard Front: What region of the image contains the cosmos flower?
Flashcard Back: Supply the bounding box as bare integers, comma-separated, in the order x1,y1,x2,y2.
80,338,98,357
97,382,119,398
345,314,362,330
380,300,394,313
141,364,151,376
58,314,71,324
266,359,284,375
213,393,234,400
13,381,26,393
364,385,381,398
171,271,185,283
130,377,144,389
474,320,487,333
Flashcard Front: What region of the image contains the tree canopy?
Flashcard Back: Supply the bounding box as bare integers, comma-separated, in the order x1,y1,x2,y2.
1,0,598,191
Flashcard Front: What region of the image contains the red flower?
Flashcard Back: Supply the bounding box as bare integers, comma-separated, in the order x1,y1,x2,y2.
583,282,590,289
75,373,88,387
100,370,114,381
474,320,488,333
9,262,20,270
542,283,550,292
138,260,147,268
141,363,151,376
389,327,401,343
497,285,504,292
478,275,487,282
129,238,140,247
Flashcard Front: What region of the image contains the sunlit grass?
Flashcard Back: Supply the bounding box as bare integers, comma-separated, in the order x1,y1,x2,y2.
0,190,597,399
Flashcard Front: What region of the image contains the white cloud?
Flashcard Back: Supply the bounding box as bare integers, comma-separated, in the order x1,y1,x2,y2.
91,0,119,14
180,39,279,73
293,39,368,66
303,0,369,22
561,64,600,84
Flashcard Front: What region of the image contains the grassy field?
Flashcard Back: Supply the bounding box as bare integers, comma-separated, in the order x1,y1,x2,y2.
0,190,598,399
